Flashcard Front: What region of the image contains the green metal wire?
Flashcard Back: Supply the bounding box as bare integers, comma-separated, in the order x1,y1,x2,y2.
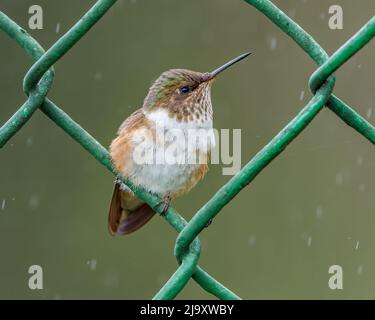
0,0,239,301
0,0,374,300
173,2,375,265
309,18,375,92
243,0,375,144
0,0,117,147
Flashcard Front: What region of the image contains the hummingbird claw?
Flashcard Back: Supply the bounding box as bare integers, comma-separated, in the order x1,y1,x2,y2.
155,193,172,215
205,218,213,228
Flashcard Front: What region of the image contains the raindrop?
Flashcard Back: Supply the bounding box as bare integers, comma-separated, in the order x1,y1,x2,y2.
355,241,360,250
29,195,40,209
87,259,97,271
316,206,323,219
307,236,312,247
55,23,60,34
335,173,344,186
319,12,325,20
268,36,277,50
248,234,257,247
357,265,363,275
91,260,97,271
356,155,364,166
299,90,305,101
1,199,5,210
359,184,365,192
366,108,372,119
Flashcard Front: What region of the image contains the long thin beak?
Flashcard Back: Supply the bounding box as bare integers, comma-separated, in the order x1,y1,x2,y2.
208,52,252,79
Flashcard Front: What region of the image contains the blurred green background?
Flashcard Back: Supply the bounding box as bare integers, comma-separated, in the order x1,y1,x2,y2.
0,0,374,299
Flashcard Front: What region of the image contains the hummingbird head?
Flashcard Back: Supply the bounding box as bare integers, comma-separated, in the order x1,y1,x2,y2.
143,52,251,123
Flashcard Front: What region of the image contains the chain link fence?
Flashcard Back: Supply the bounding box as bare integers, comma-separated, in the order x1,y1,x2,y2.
1,0,374,299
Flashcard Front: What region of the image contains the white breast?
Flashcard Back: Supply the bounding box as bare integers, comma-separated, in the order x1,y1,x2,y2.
124,109,215,197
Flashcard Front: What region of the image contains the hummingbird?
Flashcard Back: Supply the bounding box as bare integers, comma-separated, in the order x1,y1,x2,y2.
108,52,251,235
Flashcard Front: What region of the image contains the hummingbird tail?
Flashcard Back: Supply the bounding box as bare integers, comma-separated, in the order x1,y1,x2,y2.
108,183,155,235
116,204,155,235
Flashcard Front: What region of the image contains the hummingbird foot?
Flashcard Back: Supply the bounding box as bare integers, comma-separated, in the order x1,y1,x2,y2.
155,193,172,216
205,218,213,228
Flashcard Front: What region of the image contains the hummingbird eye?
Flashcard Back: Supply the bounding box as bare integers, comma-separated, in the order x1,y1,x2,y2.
179,86,190,94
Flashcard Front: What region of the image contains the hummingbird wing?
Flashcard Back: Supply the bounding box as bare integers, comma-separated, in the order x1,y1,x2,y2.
108,182,122,235
109,109,156,235
108,182,155,235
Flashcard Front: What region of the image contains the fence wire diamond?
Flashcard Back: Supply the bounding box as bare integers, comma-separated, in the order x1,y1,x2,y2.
1,0,374,299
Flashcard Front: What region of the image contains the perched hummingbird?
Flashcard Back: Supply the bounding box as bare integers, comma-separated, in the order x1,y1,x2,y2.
108,52,251,235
